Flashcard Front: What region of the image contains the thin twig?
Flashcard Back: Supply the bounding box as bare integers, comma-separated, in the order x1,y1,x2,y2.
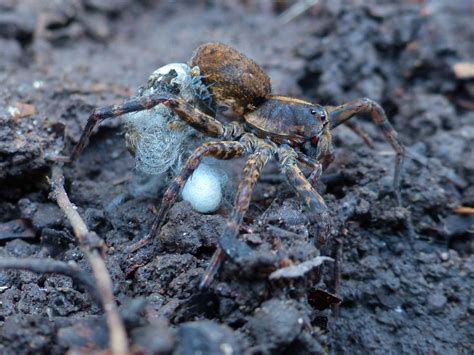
455,206,474,215
333,237,343,317
279,0,319,24
0,257,101,305
50,165,129,355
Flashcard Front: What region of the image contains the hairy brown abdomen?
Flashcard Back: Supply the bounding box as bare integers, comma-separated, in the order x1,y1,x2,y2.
190,43,271,115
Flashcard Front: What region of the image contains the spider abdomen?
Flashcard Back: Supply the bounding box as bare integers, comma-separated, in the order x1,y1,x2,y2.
190,43,271,115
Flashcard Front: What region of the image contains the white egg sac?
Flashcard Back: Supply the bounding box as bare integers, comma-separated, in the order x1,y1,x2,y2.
181,164,223,213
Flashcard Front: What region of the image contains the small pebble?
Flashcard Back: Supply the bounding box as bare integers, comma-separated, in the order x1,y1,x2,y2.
427,292,447,313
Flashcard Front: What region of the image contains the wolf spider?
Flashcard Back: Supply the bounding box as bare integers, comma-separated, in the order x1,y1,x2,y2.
71,43,405,288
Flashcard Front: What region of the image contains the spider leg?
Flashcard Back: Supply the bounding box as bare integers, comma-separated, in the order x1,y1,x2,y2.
325,106,374,148
278,147,331,246
296,152,323,186
200,143,272,288
327,98,404,204
343,120,375,149
70,94,226,161
150,141,245,238
128,141,246,252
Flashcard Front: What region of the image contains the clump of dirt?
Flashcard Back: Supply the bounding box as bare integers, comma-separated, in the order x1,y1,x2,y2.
0,0,473,354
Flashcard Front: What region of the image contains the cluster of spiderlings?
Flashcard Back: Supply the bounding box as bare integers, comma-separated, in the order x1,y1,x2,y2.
190,70,215,114
123,63,209,176
145,70,181,96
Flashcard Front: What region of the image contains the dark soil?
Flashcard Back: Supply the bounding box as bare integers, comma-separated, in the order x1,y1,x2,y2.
1,1,473,354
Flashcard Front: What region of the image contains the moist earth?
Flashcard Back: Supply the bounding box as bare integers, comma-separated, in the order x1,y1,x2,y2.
0,1,473,354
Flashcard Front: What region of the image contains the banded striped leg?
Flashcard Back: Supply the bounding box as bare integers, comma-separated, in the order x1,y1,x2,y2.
129,141,246,252
200,148,271,289
71,94,226,161
150,141,245,238
324,105,375,149
327,98,404,204
279,147,331,246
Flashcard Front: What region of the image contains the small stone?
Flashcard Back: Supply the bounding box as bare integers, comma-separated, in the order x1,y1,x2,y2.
417,252,438,264
427,292,447,313
243,233,263,245
440,252,449,261
175,321,240,355
247,299,303,350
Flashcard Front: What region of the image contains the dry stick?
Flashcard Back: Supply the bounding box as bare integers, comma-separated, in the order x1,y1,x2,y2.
279,0,319,24
0,257,101,304
50,166,129,355
333,237,343,318
455,206,474,215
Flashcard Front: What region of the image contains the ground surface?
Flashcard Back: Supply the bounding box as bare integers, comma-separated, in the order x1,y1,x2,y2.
0,0,473,354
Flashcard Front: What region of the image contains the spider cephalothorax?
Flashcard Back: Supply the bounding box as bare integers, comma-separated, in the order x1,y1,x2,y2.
71,43,405,288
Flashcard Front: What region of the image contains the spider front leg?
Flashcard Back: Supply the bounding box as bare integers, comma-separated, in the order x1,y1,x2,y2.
150,141,246,238
200,141,272,288
296,152,323,186
278,147,331,246
70,93,226,160
128,141,246,252
327,98,404,204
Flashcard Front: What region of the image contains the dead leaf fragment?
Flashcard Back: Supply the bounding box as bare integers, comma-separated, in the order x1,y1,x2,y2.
269,256,333,280
308,288,342,310
455,206,474,215
10,102,36,118
453,62,474,79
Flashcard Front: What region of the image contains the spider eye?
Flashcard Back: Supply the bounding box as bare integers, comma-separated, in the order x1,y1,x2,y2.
310,107,327,123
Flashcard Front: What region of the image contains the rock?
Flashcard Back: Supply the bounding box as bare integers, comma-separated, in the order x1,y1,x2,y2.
246,299,303,351
32,204,63,230
175,321,240,355
427,292,447,313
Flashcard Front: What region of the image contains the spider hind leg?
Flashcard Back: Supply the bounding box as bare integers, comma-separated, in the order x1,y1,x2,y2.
201,140,273,288
128,141,246,252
